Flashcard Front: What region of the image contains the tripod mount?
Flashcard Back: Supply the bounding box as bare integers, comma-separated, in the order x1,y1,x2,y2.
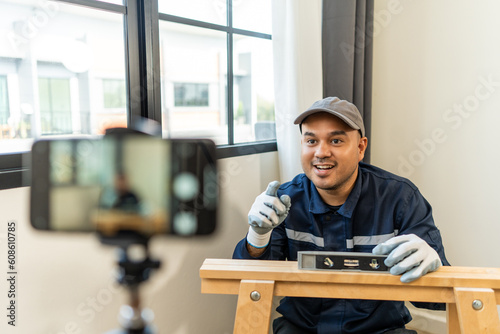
103,232,160,334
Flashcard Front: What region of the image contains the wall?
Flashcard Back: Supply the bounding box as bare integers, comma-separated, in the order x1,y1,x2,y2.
0,151,280,334
371,0,500,332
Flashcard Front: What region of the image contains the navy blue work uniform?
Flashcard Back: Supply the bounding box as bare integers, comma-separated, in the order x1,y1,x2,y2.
233,162,449,334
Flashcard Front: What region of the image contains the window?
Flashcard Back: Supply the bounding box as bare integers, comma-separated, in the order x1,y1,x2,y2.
0,0,276,190
232,35,275,143
159,21,228,142
0,0,126,149
159,0,276,146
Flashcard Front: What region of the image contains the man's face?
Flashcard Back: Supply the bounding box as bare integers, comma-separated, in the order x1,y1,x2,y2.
300,112,367,198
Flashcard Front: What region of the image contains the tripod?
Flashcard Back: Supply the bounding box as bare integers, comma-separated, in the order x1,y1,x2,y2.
103,233,160,334
102,126,161,333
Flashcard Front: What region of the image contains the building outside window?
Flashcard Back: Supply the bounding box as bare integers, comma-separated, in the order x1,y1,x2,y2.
0,75,10,138
0,0,126,153
103,79,127,109
159,0,275,144
38,77,72,135
174,83,209,107
0,0,275,188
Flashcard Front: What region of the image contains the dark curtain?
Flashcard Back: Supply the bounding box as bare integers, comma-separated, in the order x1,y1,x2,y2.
322,0,374,162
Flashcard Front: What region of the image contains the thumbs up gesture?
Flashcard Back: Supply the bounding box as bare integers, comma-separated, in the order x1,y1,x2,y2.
246,181,291,248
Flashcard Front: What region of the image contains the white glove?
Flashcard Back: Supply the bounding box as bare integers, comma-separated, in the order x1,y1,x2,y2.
246,181,291,248
372,234,442,283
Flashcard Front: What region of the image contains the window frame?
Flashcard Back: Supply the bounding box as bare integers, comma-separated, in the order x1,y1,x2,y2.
0,0,277,190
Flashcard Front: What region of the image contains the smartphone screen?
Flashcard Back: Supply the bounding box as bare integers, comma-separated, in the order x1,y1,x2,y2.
30,136,217,237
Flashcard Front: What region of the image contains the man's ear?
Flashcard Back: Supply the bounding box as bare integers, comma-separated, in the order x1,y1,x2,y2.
358,136,368,162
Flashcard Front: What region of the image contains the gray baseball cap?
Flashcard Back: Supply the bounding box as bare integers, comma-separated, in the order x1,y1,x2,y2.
294,97,365,137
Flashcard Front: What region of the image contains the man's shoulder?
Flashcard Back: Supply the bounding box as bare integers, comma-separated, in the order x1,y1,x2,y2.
359,162,418,191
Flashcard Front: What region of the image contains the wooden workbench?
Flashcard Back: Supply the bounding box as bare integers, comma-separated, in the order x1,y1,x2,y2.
200,258,500,334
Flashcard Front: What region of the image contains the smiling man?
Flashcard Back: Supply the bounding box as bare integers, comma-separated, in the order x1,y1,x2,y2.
299,110,366,206
232,97,449,334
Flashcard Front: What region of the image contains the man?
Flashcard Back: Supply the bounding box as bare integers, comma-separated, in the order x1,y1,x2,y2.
233,97,449,334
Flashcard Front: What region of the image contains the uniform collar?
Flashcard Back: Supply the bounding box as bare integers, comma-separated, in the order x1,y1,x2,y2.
308,164,363,218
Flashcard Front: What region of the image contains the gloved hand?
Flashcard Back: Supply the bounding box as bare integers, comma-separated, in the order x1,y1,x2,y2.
372,234,442,283
246,181,291,248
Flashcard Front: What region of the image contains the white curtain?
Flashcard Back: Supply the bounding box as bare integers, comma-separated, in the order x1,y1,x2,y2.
272,0,323,183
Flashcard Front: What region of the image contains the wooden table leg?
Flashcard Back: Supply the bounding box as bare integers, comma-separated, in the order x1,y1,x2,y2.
447,303,461,334
454,287,500,334
234,280,275,334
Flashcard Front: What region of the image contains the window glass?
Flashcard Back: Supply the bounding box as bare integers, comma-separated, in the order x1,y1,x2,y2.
38,77,72,135
0,76,9,126
233,35,275,143
0,0,126,154
174,83,209,107
103,79,126,109
158,0,226,26
159,21,228,145
233,0,272,34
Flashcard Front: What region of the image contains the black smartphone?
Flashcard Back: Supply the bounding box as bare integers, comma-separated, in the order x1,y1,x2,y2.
29,135,218,237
